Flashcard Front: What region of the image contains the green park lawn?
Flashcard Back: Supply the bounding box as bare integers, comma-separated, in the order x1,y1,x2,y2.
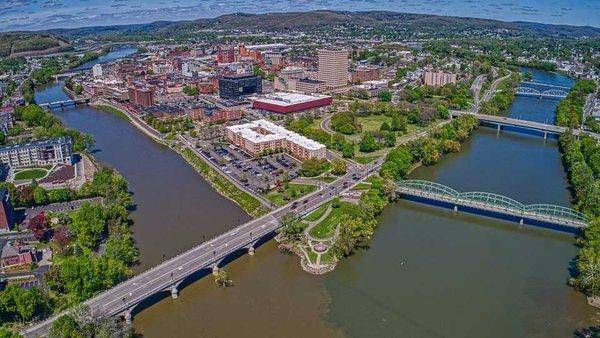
303,202,330,222
353,182,372,190
265,183,317,207
309,202,353,239
14,168,48,180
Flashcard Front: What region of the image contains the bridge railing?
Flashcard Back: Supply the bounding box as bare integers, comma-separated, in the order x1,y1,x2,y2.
396,180,589,226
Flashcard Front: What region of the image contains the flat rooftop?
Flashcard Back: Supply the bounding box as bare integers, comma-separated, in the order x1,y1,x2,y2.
253,92,331,107
227,119,325,151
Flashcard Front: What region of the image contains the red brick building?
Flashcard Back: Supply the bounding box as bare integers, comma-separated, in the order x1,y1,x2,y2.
352,66,381,83
128,87,154,106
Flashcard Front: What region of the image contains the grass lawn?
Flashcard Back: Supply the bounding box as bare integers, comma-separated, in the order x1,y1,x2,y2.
353,182,372,190
265,183,317,207
304,202,330,222
309,202,353,239
14,168,48,180
313,176,337,183
357,115,392,133
321,251,336,263
95,104,129,120
354,155,379,164
307,249,318,264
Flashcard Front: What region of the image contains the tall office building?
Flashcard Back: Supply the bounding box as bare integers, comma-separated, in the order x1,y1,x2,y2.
318,49,349,89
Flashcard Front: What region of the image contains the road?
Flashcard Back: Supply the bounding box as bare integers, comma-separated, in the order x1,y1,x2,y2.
470,74,486,110
481,73,512,104
22,159,382,337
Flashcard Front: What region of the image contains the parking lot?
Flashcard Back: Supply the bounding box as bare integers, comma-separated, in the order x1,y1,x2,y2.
197,143,302,195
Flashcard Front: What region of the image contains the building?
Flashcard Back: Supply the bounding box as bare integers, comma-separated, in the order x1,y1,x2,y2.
92,64,103,78
354,80,389,98
226,119,326,160
1,241,38,271
295,78,326,93
186,105,243,123
218,74,262,100
318,49,349,89
216,47,236,64
423,71,457,87
0,137,73,169
128,86,154,106
252,92,332,114
0,111,14,133
152,63,174,75
0,188,14,231
352,66,381,83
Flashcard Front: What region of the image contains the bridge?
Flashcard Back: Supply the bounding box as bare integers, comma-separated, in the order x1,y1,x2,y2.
450,111,600,141
52,72,84,80
396,180,589,231
22,160,381,337
515,86,567,99
39,98,89,109
521,81,571,90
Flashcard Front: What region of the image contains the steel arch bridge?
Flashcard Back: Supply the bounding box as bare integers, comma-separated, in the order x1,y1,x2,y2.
515,87,567,99
396,180,589,229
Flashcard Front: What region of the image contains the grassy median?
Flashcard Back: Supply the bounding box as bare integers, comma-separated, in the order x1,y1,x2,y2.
182,148,266,218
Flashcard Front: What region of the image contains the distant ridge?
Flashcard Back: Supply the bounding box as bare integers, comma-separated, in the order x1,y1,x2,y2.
35,10,600,39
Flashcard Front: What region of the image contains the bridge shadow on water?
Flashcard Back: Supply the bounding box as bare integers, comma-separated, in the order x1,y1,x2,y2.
130,232,277,317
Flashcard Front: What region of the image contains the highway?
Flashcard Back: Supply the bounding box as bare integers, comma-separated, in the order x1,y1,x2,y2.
22,158,381,337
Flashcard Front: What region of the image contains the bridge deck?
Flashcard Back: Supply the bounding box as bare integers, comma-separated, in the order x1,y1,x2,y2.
396,180,588,229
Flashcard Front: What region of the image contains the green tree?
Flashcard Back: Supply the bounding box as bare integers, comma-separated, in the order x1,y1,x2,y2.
359,133,380,153
33,186,48,205
384,131,396,148
378,90,392,102
331,158,347,176
49,315,83,338
68,203,107,249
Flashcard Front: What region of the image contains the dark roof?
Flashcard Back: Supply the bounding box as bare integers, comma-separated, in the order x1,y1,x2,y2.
221,73,259,80
298,78,324,84
0,136,72,152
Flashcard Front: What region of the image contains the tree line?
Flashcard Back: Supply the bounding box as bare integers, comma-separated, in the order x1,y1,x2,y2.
559,133,600,297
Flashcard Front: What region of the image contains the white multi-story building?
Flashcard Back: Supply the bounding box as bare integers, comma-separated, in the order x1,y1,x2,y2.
0,137,73,168
226,119,326,160
318,49,349,89
92,64,103,78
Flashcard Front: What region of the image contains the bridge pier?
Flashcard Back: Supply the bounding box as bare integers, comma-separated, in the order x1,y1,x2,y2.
453,205,458,213
171,286,178,299
124,311,132,324
519,219,524,225
212,265,219,275
543,131,547,140
248,246,255,256
496,124,501,132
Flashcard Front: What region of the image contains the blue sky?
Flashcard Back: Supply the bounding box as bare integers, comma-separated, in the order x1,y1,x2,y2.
0,0,598,32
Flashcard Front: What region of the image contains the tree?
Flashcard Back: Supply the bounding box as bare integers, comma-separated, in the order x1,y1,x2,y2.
384,131,396,148
69,203,107,249
331,158,347,176
378,90,392,102
299,158,330,177
380,122,391,131
359,133,380,153
276,212,304,242
214,269,233,287
341,142,355,158
436,105,450,119
49,315,83,338
33,186,48,205
390,113,407,133
182,85,199,99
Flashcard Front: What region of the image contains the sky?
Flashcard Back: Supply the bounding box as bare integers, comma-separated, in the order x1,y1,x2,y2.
0,0,598,32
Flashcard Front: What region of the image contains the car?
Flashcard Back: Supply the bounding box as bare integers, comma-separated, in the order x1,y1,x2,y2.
303,199,309,204
291,202,298,209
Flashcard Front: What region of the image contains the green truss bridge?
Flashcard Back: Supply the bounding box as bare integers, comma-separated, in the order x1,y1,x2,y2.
396,180,589,231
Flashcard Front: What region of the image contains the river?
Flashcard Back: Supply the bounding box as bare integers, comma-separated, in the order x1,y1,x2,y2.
35,56,598,337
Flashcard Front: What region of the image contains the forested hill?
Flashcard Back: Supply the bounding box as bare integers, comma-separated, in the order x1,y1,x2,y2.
45,10,600,41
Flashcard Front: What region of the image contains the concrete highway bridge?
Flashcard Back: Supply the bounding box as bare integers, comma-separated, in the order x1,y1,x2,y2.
22,160,381,337
396,180,589,232
450,111,600,141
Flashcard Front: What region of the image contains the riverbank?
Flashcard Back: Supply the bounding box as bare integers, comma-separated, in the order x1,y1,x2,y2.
181,148,266,218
